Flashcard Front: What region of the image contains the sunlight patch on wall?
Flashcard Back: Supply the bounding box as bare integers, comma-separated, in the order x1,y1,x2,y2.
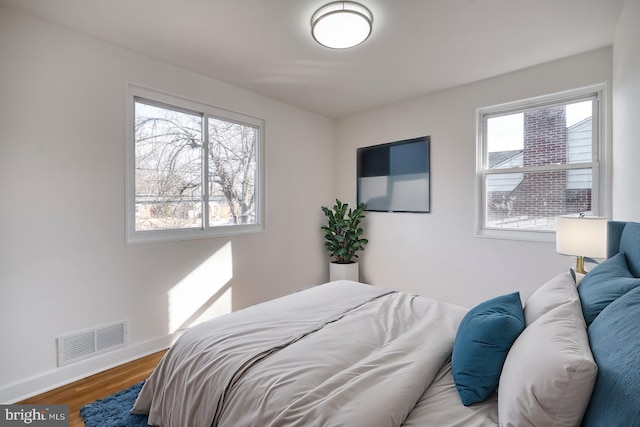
187,287,232,329
168,242,233,333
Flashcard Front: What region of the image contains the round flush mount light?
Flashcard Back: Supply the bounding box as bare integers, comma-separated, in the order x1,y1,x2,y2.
311,1,373,49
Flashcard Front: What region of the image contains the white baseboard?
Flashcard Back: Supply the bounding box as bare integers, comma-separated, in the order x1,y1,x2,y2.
0,332,181,404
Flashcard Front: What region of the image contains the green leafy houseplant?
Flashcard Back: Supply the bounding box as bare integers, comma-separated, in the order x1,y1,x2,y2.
321,199,368,264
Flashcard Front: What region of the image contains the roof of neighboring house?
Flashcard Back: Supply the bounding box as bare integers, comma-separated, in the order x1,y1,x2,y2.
567,116,592,131
488,150,523,168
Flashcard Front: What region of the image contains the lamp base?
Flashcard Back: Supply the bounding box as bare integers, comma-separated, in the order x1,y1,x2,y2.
574,256,587,275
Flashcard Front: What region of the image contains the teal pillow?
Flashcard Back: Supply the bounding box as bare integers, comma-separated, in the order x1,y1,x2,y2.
578,253,640,325
582,286,640,425
619,222,640,277
452,292,524,406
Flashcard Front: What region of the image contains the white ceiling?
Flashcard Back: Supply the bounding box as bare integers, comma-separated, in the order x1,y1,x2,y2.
0,0,624,118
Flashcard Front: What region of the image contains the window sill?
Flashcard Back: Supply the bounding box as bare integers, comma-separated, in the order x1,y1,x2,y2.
126,223,265,245
475,227,555,243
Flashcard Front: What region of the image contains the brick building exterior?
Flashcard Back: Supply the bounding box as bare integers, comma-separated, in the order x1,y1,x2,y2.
487,106,592,227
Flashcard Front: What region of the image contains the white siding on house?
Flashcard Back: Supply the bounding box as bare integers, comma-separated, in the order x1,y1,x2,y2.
567,118,592,189
487,152,523,192
487,173,524,192
567,169,592,190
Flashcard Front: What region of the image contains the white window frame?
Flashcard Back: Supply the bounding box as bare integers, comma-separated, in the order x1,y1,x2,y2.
475,85,607,242
125,83,265,244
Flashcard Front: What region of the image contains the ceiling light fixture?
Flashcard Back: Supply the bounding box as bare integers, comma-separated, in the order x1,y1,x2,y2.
311,1,373,49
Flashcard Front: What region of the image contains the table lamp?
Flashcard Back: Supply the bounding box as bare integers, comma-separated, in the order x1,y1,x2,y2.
556,214,608,274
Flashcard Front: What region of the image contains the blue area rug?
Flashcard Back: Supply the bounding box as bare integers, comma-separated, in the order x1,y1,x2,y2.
80,381,149,427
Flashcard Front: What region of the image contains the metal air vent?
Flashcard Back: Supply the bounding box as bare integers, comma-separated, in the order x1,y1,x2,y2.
57,320,128,366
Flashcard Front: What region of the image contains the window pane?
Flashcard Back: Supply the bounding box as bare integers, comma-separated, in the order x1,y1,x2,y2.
566,100,593,164
207,118,257,226
478,88,602,240
486,169,593,231
487,101,593,168
134,101,203,231
487,113,523,169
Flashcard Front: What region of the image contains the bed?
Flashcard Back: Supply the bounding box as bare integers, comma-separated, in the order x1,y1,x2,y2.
132,220,640,426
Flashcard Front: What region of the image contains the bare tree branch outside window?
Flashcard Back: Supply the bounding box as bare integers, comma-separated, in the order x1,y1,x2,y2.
208,118,256,225
134,100,257,231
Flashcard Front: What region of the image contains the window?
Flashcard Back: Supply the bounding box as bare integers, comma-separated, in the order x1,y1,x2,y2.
126,85,264,243
476,86,605,241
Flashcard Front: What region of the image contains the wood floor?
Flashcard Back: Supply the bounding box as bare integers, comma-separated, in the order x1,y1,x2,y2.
18,349,167,427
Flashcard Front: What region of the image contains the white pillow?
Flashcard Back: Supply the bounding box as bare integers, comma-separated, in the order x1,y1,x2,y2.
498,299,597,427
523,272,578,326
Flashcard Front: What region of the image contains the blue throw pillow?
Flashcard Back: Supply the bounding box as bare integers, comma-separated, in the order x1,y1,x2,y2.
578,252,640,325
582,286,640,426
619,222,640,277
452,292,524,406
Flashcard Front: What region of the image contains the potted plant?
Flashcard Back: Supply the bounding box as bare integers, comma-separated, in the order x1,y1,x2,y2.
321,199,368,281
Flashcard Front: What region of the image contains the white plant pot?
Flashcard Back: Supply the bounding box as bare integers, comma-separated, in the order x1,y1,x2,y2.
329,262,359,282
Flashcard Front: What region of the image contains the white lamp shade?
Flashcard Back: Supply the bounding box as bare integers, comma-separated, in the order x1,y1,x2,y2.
556,215,608,258
311,2,372,49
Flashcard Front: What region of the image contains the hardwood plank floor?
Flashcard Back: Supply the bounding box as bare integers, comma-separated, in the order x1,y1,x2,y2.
18,350,167,427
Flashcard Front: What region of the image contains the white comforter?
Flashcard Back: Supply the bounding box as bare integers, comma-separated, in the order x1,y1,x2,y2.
132,280,498,426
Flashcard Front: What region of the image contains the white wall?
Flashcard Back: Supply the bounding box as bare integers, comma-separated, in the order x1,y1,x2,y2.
335,48,613,307
0,7,335,402
612,0,640,221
